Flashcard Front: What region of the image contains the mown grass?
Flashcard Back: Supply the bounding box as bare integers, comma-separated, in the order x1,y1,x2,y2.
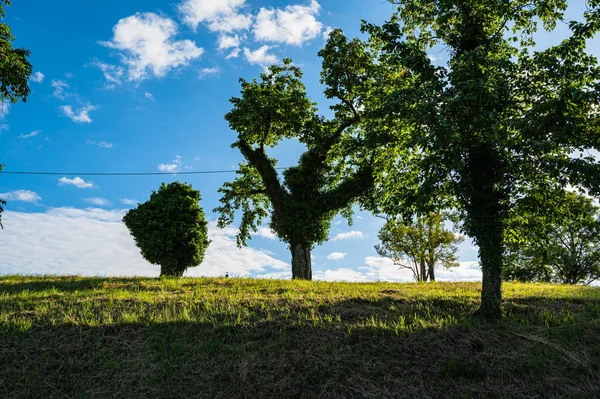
1,276,600,398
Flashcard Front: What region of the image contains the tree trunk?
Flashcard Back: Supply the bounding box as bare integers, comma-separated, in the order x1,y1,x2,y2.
428,263,435,282
419,257,427,282
291,243,312,280
477,224,503,319
160,262,184,278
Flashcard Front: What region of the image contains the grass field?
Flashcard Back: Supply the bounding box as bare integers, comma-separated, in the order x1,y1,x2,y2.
1,276,600,398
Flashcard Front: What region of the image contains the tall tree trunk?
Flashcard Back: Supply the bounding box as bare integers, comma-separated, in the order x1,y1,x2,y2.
291,243,312,280
419,257,427,282
476,220,503,319
160,262,184,278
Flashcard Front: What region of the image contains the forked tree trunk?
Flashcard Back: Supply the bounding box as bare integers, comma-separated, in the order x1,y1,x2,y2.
291,243,312,280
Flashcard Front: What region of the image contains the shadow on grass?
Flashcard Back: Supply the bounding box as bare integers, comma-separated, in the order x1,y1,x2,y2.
2,295,600,398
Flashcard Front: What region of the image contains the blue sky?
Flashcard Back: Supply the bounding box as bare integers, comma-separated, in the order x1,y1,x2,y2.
0,0,595,281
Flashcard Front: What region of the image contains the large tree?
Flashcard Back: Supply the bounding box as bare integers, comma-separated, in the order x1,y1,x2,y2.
0,0,34,228
216,34,377,280
364,1,600,317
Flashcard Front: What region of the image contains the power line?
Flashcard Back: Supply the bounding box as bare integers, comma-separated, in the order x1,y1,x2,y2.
1,167,290,177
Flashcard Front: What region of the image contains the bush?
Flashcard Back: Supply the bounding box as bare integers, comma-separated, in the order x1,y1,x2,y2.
123,182,210,277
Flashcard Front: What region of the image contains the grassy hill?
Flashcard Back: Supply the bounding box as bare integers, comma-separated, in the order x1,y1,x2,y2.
1,276,600,398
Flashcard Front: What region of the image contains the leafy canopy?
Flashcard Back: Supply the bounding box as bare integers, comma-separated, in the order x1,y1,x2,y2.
123,182,210,277
0,0,33,229
216,34,378,255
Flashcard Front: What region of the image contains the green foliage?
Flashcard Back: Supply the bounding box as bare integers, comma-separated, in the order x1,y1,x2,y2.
362,0,600,317
216,43,378,278
0,1,33,230
123,182,210,277
506,191,600,284
376,213,463,282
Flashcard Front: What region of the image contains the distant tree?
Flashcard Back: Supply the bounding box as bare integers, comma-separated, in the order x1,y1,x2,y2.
0,0,34,228
215,36,378,280
376,213,463,282
363,1,600,318
123,182,210,277
505,191,600,285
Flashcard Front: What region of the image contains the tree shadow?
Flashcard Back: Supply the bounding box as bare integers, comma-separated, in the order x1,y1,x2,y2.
1,287,600,398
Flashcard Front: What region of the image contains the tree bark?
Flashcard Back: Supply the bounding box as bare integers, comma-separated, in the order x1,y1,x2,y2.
160,262,184,278
291,243,312,280
428,263,436,282
419,257,427,282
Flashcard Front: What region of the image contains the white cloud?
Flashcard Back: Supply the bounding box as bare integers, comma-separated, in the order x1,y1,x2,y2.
179,0,251,32
51,79,69,99
60,103,97,124
91,61,124,88
314,268,371,282
0,124,9,132
121,198,138,206
144,92,154,100
218,34,240,49
65,72,75,79
0,102,9,119
322,26,333,40
327,252,346,260
18,130,41,139
199,67,220,78
256,227,276,240
158,155,183,172
332,230,364,241
102,13,203,81
0,190,41,203
0,210,288,278
243,45,277,67
226,48,241,59
254,0,323,46
84,197,112,207
30,71,45,83
86,140,113,148
58,177,94,189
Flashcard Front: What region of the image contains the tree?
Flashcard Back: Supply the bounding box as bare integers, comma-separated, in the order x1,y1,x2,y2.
376,213,463,282
123,182,210,277
363,1,600,318
215,34,378,280
0,0,34,229
505,191,600,284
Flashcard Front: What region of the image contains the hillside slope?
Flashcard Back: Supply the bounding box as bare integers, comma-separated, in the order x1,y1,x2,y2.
1,276,599,398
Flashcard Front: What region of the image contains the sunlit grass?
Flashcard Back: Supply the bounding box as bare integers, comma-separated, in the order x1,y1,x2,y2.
1,275,599,398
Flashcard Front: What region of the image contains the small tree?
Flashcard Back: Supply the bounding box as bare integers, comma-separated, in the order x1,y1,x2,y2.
123,182,210,277
375,213,463,282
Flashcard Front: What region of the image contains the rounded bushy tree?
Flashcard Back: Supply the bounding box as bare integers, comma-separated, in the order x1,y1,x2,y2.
123,182,210,277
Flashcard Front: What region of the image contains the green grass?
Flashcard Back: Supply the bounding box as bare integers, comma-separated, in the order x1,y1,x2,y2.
1,276,600,398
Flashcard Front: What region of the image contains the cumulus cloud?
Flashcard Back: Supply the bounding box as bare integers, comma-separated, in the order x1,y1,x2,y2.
91,61,124,89
198,67,220,78
226,48,241,59
254,0,323,46
86,140,113,148
121,198,138,206
18,130,41,139
30,71,45,83
322,26,333,40
0,190,41,203
60,103,97,124
158,155,185,172
101,13,203,81
58,177,94,189
84,197,112,207
218,34,240,49
179,0,251,32
243,45,277,67
327,252,346,260
0,210,288,278
332,230,364,241
51,79,69,99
